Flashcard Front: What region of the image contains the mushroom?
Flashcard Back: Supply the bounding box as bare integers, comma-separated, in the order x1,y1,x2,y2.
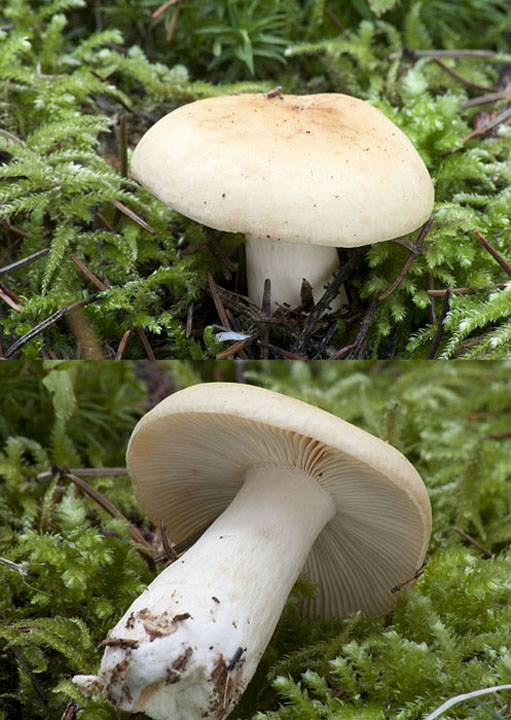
73,382,432,720
129,93,434,310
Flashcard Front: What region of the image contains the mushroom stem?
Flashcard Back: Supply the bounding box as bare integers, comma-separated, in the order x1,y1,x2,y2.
73,464,335,720
245,234,344,310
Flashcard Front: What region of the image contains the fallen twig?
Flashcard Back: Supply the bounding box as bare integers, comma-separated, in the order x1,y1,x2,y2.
208,272,233,329
427,283,508,296
135,327,156,360
96,211,116,232
312,321,338,359
474,230,511,277
115,329,132,359
216,333,257,359
323,6,350,38
166,8,180,42
9,646,48,703
207,274,250,359
4,295,99,359
70,255,109,290
2,218,29,238
459,105,511,145
0,282,23,312
461,88,511,110
391,557,427,593
60,700,77,720
0,128,25,145
454,526,493,558
427,289,451,359
426,273,437,324
110,198,156,234
37,468,128,481
208,236,236,280
152,0,186,20
346,300,377,359
0,248,49,276
379,218,434,301
431,58,493,92
292,250,364,356
257,341,306,359
391,48,496,61
328,342,356,359
159,520,178,562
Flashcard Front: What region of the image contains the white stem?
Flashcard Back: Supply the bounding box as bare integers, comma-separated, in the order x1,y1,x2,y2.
73,465,335,720
245,234,344,310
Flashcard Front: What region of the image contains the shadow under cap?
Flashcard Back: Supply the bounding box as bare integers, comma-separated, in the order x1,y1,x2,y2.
127,382,432,620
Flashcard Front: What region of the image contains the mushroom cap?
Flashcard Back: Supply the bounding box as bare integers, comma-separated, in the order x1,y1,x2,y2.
127,383,431,620
130,93,434,247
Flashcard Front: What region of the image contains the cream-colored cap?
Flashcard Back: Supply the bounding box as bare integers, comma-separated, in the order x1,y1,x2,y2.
130,93,434,247
127,382,431,619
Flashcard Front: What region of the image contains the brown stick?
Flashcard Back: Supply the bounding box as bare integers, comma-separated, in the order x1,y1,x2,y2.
0,282,23,311
0,248,49,277
257,341,306,359
427,289,451,359
208,236,235,280
323,7,350,38
115,329,132,359
461,89,511,110
10,646,48,703
313,321,339,358
346,300,377,359
110,198,156,234
379,218,434,301
426,273,437,324
70,254,109,290
63,471,151,550
216,335,255,359
474,230,511,277
207,274,250,360
2,218,29,237
391,557,427,593
159,520,178,562
427,283,507,296
166,7,179,42
0,127,25,145
292,250,364,356
329,342,356,359
152,0,185,20
135,327,156,360
207,271,232,329
4,295,99,358
459,105,511,145
488,431,511,440
390,49,496,61
60,700,77,720
454,526,493,558
37,468,128,482
96,211,116,232
431,58,494,92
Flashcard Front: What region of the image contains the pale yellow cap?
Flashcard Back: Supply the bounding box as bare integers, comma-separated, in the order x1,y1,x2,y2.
130,93,434,247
